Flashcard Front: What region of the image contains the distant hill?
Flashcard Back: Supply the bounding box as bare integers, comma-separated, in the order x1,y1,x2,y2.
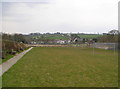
28,33,102,40
30,34,69,40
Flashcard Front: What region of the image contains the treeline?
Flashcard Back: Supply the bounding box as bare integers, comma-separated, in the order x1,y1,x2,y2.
2,40,27,59
1,33,28,59
96,30,119,43
2,33,29,43
98,35,119,43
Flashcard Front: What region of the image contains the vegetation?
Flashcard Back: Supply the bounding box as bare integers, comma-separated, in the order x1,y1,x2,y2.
98,30,119,43
98,35,119,43
1,33,28,60
30,33,101,40
0,54,14,64
0,47,30,64
78,34,102,39
3,47,118,87
0,77,1,88
24,30,119,44
2,33,28,44
2,40,27,59
30,34,69,41
45,35,69,40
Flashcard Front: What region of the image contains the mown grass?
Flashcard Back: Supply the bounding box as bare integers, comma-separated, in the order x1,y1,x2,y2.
2,47,118,87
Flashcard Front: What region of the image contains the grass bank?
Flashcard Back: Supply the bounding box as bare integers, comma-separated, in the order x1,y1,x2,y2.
0,47,30,64
0,54,14,64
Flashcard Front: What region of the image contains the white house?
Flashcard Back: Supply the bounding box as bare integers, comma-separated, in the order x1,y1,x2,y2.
56,40,65,44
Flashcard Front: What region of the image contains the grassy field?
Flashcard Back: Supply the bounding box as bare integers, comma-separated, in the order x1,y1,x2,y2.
32,34,69,40
78,34,102,39
32,34,102,40
2,47,118,87
46,35,69,40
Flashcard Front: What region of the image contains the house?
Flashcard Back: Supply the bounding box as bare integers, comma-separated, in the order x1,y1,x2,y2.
56,40,65,44
31,42,37,44
70,36,84,44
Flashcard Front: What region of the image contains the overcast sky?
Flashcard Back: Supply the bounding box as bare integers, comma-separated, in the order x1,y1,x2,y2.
1,0,119,34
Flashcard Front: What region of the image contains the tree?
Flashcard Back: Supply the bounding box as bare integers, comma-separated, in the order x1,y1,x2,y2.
108,30,119,35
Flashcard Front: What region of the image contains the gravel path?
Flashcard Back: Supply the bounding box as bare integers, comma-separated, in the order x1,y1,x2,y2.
0,47,33,76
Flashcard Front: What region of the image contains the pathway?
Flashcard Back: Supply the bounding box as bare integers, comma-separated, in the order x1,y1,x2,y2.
0,47,33,76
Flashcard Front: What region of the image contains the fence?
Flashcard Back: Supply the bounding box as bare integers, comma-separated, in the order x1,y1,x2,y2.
91,43,119,50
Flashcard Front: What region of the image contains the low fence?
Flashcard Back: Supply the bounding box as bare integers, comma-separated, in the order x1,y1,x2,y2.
91,43,119,50
28,44,68,47
28,43,120,51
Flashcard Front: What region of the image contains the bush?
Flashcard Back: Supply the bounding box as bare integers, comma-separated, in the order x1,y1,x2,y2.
2,40,27,59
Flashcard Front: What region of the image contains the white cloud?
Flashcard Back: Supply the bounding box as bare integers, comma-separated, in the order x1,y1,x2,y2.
2,0,119,34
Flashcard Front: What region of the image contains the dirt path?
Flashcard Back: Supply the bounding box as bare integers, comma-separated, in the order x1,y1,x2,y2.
0,47,33,76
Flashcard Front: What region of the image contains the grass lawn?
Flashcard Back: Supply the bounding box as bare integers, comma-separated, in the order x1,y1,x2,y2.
2,47,118,87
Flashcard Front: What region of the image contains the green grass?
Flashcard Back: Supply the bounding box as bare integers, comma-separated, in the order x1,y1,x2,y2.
78,34,102,39
0,54,14,64
2,47,118,87
0,48,29,64
47,36,69,40
32,34,69,40
0,76,2,88
32,34,102,40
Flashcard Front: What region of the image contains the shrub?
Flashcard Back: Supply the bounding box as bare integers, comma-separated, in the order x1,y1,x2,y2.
2,40,27,59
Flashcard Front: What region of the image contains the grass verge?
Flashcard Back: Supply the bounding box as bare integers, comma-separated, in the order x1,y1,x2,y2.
0,48,30,64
